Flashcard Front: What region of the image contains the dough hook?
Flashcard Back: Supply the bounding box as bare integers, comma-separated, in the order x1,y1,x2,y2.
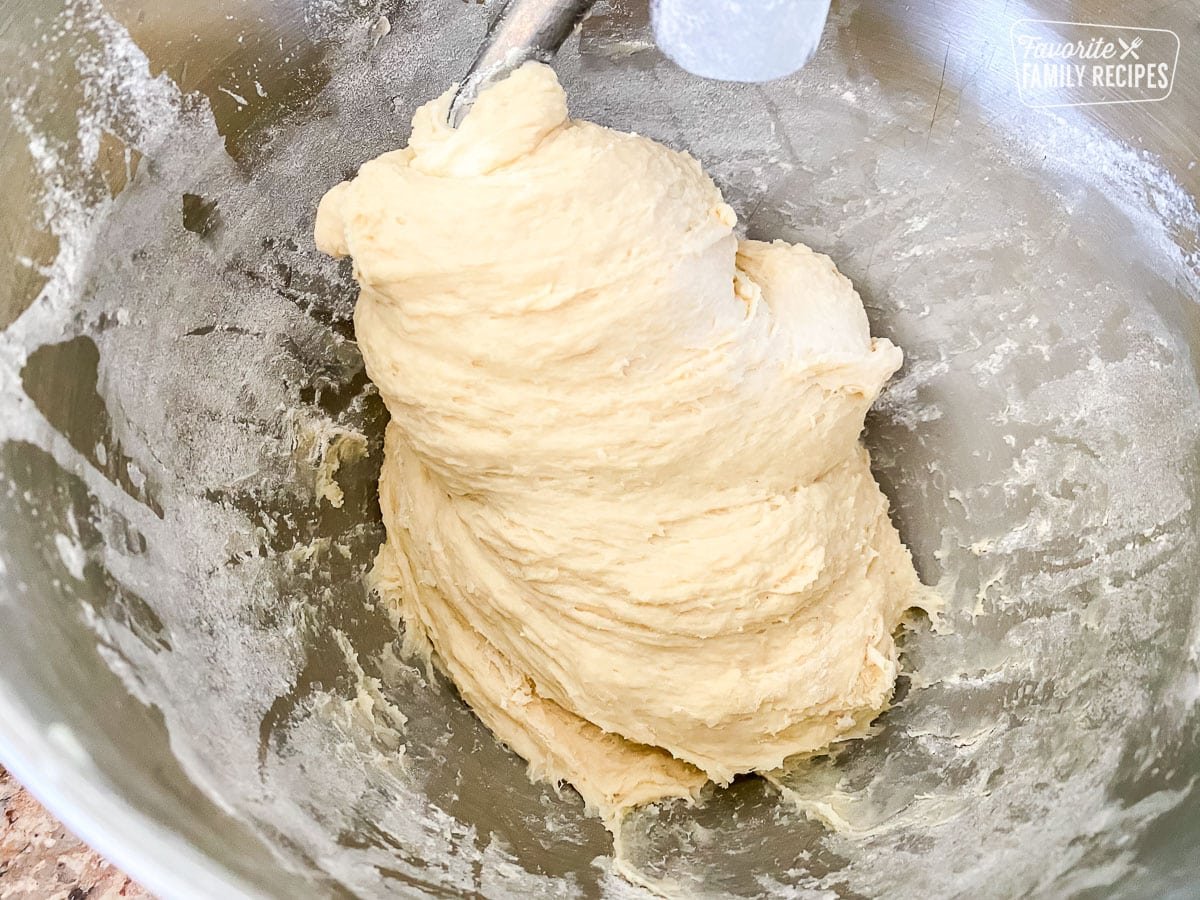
446,0,834,127
447,0,596,128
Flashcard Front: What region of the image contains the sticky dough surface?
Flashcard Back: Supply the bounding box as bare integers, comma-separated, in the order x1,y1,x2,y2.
315,63,929,820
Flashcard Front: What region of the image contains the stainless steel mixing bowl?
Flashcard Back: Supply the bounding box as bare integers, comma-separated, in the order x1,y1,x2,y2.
0,1,1197,897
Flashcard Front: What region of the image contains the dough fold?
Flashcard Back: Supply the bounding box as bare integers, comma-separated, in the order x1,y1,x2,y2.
316,62,929,821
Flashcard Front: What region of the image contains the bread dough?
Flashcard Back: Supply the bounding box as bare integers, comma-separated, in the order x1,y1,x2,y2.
315,63,931,823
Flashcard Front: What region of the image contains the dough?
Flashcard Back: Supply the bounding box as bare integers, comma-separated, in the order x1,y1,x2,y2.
316,63,932,823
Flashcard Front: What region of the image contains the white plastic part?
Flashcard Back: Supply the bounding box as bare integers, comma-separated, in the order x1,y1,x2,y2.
650,0,832,82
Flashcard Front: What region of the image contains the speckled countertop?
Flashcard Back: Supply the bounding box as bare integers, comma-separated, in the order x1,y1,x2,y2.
1,766,148,899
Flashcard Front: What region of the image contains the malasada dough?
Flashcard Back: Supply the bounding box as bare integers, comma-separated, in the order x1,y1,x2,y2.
315,62,932,823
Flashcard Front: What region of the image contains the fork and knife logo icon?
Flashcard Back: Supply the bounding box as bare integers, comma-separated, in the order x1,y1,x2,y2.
1118,36,1143,59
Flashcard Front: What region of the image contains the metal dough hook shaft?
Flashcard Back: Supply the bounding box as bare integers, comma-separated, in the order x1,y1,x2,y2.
447,0,596,128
